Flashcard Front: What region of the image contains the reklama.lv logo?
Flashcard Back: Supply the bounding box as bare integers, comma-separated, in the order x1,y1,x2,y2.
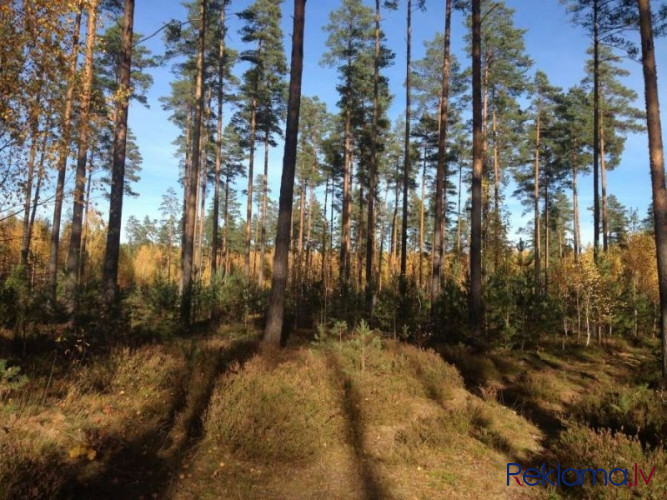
507,463,656,487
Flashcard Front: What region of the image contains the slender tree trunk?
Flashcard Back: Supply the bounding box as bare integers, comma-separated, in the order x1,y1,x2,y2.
197,134,207,283
297,179,306,282
492,107,501,271
245,98,257,280
457,161,462,255
378,181,389,292
259,134,270,287
572,159,581,262
102,0,134,307
400,0,412,291
481,60,490,256
593,0,600,262
637,0,667,379
264,0,306,346
431,0,452,310
20,118,40,268
390,181,399,272
600,110,609,251
340,104,352,285
419,148,426,290
534,107,542,294
50,8,82,303
470,0,483,335
544,165,550,295
212,2,226,277
321,176,329,283
306,181,314,273
222,173,230,276
357,183,365,291
28,130,49,262
180,0,207,326
65,1,98,316
366,0,381,312
79,164,93,284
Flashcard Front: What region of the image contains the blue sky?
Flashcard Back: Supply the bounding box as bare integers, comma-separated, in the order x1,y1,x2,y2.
123,0,667,245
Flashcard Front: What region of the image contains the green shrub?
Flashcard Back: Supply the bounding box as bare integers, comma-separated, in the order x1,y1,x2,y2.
126,278,179,338
552,424,667,499
0,359,28,404
573,384,667,447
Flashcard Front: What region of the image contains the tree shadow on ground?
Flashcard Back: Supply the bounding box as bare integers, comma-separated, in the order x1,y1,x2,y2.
60,337,260,499
326,353,393,500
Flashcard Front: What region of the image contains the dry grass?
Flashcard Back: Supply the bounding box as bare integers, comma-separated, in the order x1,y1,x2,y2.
0,342,190,499
173,336,544,499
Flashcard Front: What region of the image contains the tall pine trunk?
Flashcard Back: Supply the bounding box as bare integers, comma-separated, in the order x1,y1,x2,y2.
340,105,352,284
637,0,667,379
321,176,329,284
600,110,609,251
50,9,82,303
264,0,306,346
544,163,550,295
259,133,270,287
211,3,226,277
366,0,381,312
103,0,135,307
534,107,541,294
419,149,426,290
593,0,600,261
470,0,483,335
222,172,231,276
65,1,98,317
245,99,257,280
181,0,207,326
572,160,581,262
400,0,412,293
432,0,453,308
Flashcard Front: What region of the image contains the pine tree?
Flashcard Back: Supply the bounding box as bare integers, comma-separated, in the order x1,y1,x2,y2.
322,0,375,287
236,0,286,281
637,0,667,379
102,0,136,308
264,0,306,346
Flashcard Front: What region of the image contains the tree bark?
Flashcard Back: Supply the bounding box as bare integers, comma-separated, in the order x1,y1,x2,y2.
544,162,550,295
340,104,352,285
211,2,226,277
431,0,452,308
400,0,412,292
637,0,667,379
470,0,483,335
366,0,381,313
600,110,609,251
573,161,581,262
492,106,501,271
593,0,600,262
306,180,314,272
65,1,98,317
245,98,257,280
20,117,39,268
180,0,207,326
419,146,426,290
222,171,231,276
259,133,270,287
102,0,135,307
534,106,542,294
264,0,306,346
50,8,82,303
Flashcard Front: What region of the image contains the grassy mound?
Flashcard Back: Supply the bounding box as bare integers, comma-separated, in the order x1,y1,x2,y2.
173,333,543,499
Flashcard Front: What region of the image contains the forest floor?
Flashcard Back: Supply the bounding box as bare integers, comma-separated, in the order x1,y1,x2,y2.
0,324,661,499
